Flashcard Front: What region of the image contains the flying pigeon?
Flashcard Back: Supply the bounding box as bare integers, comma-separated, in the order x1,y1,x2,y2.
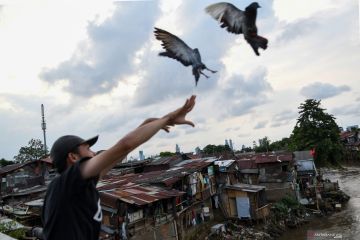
205,2,268,56
154,27,217,86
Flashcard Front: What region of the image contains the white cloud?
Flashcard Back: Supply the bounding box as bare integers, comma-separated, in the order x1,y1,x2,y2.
215,67,273,118
332,104,360,117
273,0,346,23
0,1,115,95
271,110,298,127
300,82,351,99
40,2,159,97
254,121,268,129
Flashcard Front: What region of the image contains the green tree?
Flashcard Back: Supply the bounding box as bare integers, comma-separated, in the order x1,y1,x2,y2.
14,138,45,163
254,136,271,153
0,158,14,167
290,99,343,166
159,151,176,157
270,137,292,151
240,144,253,153
203,144,231,155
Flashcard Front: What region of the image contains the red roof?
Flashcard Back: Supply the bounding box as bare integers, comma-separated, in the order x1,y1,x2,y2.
99,184,185,206
236,159,257,169
340,131,354,140
40,157,53,164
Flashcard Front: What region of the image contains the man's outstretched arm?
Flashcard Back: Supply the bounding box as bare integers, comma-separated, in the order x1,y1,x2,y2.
80,95,196,179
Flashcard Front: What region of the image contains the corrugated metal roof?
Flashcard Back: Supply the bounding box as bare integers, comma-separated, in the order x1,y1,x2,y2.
296,159,316,172
98,183,185,206
226,183,265,192
147,155,181,165
254,153,293,164
40,157,53,164
0,163,27,175
340,131,354,140
294,151,313,161
236,159,257,169
236,152,293,164
100,157,217,188
117,159,152,168
174,157,217,167
214,160,235,168
97,157,217,206
0,161,39,175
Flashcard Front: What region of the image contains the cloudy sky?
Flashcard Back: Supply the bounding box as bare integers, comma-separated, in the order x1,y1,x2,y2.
0,0,359,160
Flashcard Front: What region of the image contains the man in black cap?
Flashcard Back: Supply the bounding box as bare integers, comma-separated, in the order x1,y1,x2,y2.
42,95,196,240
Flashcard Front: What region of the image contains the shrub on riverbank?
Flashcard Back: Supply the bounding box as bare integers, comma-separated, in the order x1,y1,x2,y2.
272,195,301,219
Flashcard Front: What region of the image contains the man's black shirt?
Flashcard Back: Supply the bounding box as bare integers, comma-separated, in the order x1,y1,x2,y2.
42,157,102,240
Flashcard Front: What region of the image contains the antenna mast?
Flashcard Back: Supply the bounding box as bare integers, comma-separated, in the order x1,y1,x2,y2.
41,104,47,155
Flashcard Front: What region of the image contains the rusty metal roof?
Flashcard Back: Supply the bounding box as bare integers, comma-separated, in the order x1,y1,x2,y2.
236,152,293,164
147,155,181,165
40,157,53,165
99,184,185,206
226,183,266,192
100,157,217,188
0,161,39,176
97,157,217,207
236,159,258,169
214,160,235,168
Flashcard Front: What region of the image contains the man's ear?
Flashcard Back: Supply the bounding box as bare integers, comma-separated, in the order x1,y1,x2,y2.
67,152,79,165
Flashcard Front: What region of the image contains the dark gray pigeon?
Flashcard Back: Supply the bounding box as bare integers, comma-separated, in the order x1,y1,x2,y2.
154,27,217,86
205,2,268,56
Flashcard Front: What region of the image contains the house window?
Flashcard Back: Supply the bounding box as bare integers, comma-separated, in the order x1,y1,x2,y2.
281,165,288,172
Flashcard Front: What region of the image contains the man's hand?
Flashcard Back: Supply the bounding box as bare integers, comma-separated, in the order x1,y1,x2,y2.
164,95,196,127
138,118,173,132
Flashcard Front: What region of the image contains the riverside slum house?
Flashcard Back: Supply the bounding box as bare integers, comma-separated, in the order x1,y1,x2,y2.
0,158,53,225
293,150,317,204
340,128,360,151
235,156,259,185
212,159,270,222
292,150,347,211
97,156,218,240
294,151,350,213
222,183,269,222
213,160,238,186
235,152,296,202
340,130,360,161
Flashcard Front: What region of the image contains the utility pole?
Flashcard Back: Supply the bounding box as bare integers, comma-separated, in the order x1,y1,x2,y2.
41,104,48,156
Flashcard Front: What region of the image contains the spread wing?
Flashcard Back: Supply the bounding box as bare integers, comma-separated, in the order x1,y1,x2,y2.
205,2,246,34
154,27,194,67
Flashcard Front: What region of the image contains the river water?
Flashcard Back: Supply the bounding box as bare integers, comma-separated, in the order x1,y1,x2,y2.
279,167,360,240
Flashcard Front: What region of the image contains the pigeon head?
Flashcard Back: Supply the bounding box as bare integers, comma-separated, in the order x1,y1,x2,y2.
246,2,261,11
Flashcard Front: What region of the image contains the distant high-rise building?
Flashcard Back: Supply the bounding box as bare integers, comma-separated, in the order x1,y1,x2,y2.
195,147,201,155
139,150,145,161
225,139,229,146
346,125,359,131
176,144,180,153
229,139,233,150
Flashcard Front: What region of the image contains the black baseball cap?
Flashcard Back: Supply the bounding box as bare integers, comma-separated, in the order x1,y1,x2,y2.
50,135,98,173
